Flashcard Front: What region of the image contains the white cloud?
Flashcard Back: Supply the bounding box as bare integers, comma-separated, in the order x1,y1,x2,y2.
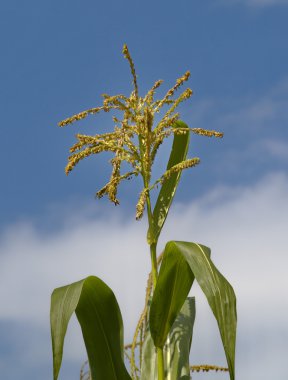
260,139,288,160
0,172,288,379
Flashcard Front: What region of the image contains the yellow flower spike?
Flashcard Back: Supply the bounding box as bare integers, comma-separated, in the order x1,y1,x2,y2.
159,158,200,182
190,365,228,373
143,79,163,105
58,106,108,127
59,45,222,211
96,171,138,201
190,128,224,138
154,71,191,112
157,88,192,130
136,188,148,220
122,44,138,99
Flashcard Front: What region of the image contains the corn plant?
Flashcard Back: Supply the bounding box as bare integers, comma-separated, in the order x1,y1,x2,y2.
50,45,237,380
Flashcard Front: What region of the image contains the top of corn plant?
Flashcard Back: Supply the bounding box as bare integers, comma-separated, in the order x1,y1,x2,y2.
52,45,237,380
59,44,223,221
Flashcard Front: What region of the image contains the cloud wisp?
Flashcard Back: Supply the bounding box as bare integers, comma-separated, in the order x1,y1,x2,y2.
188,77,288,188
0,172,287,379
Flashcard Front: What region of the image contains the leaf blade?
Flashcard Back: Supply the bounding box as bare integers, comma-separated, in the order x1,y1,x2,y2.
148,120,190,244
149,242,195,348
50,279,84,380
164,297,196,380
50,276,131,380
171,241,237,380
140,298,196,380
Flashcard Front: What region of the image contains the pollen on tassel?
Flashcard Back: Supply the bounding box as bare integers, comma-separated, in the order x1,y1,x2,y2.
136,188,148,220
191,128,224,138
58,45,220,217
160,158,200,181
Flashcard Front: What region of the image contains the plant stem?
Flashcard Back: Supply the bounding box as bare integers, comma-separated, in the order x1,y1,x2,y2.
146,191,158,287
146,191,165,380
157,347,165,380
150,242,158,288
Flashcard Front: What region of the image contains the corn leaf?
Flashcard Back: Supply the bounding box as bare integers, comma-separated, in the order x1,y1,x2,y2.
50,276,131,380
149,243,195,348
167,241,237,380
141,298,196,380
147,120,190,244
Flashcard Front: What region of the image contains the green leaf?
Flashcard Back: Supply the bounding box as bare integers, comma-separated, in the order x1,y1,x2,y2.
149,243,195,348
50,276,131,380
169,241,237,380
147,120,190,244
141,298,196,380
163,297,196,379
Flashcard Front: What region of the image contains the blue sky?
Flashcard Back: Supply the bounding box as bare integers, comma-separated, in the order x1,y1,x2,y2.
0,1,287,379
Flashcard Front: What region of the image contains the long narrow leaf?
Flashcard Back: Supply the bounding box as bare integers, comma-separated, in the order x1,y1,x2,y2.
141,298,196,380
168,241,237,380
50,276,131,380
149,244,195,348
163,297,196,380
147,120,190,244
